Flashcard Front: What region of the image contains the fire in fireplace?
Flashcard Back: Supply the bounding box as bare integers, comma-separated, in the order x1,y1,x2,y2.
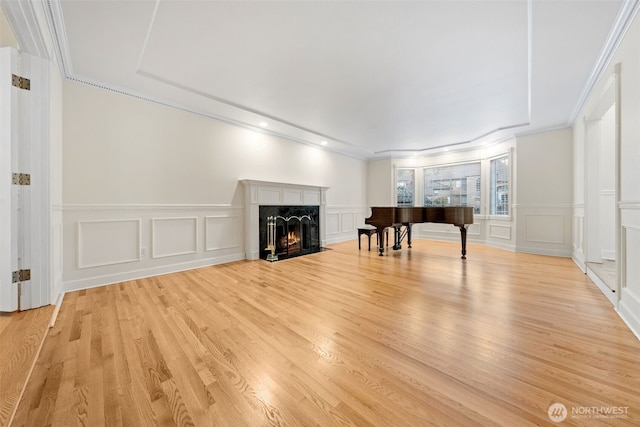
259,205,321,261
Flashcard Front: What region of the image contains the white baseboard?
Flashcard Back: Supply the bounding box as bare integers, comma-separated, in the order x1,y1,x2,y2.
601,250,616,260
515,245,573,258
49,291,65,328
572,252,586,272
586,267,617,306
63,253,245,293
483,240,517,253
618,289,640,341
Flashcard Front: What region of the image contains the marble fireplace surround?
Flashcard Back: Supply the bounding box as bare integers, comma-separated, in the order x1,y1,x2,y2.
241,180,329,260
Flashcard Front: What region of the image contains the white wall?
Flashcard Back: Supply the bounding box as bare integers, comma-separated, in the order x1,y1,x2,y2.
62,81,368,290
573,12,640,338
367,158,393,208
0,7,18,49
515,129,573,257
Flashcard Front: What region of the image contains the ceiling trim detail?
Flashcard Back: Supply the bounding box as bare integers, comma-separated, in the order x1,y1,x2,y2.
26,0,637,160
568,0,640,125
44,0,72,74
1,0,49,58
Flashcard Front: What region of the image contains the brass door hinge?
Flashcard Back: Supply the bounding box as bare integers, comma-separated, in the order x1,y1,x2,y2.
12,74,30,90
12,173,31,185
12,269,31,283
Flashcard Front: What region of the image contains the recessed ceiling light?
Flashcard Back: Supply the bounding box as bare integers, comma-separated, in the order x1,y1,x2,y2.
320,140,328,146
259,122,268,127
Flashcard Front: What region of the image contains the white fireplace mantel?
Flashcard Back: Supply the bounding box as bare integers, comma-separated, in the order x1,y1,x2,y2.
241,180,329,260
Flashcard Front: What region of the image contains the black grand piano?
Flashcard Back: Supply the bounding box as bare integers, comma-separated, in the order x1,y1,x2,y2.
365,206,474,258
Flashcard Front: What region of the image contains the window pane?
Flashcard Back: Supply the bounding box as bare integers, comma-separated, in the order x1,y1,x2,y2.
490,155,509,215
397,169,415,206
423,163,480,213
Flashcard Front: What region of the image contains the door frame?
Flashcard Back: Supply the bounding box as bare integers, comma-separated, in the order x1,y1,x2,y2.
583,67,622,304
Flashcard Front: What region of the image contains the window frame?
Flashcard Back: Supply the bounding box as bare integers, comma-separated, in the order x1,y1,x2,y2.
422,161,482,214
395,167,415,206
489,153,511,218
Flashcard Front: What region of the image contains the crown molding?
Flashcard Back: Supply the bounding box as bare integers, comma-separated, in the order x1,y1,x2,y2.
0,0,49,58
37,0,635,161
568,0,640,125
44,0,73,75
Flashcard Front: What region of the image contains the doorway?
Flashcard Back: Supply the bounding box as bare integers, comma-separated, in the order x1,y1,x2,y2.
584,72,620,305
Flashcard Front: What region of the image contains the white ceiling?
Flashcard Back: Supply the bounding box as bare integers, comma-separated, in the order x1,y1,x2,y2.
50,0,628,159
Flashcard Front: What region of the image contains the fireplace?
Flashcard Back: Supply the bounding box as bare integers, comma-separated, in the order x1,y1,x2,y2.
259,205,320,260
241,180,329,260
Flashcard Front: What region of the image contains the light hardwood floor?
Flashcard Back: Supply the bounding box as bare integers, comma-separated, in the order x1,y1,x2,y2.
10,240,640,426
0,305,54,427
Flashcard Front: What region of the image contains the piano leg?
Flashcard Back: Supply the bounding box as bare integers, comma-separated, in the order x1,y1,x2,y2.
377,229,385,256
407,223,413,248
458,225,468,259
392,225,402,250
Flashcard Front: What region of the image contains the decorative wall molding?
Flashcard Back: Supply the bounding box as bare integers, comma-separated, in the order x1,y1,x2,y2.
619,288,640,341
205,215,242,251
151,217,198,259
512,203,573,209
64,253,244,293
0,0,50,58
325,213,340,236
523,214,564,244
62,203,240,211
340,213,355,233
77,219,141,268
568,0,640,124
489,224,512,240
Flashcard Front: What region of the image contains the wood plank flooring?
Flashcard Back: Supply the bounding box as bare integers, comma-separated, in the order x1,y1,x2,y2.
0,305,54,427
10,241,640,426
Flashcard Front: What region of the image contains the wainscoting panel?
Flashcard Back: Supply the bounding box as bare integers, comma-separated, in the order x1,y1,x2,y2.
620,203,640,338
64,205,246,292
341,213,355,233
573,215,584,250
325,206,368,244
152,217,198,259
326,212,340,236
621,225,640,338
572,205,585,269
78,219,141,268
489,224,512,240
205,215,242,251
515,205,572,256
524,214,564,244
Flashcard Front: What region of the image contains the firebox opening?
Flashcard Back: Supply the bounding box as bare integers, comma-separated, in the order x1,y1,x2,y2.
259,205,321,261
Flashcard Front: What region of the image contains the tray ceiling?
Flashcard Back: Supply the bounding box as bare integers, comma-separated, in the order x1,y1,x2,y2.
50,0,628,158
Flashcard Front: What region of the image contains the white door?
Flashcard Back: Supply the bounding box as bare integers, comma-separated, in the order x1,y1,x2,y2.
1,47,20,311
0,47,48,312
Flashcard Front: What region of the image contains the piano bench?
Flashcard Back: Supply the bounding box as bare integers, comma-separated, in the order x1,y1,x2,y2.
358,227,388,251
